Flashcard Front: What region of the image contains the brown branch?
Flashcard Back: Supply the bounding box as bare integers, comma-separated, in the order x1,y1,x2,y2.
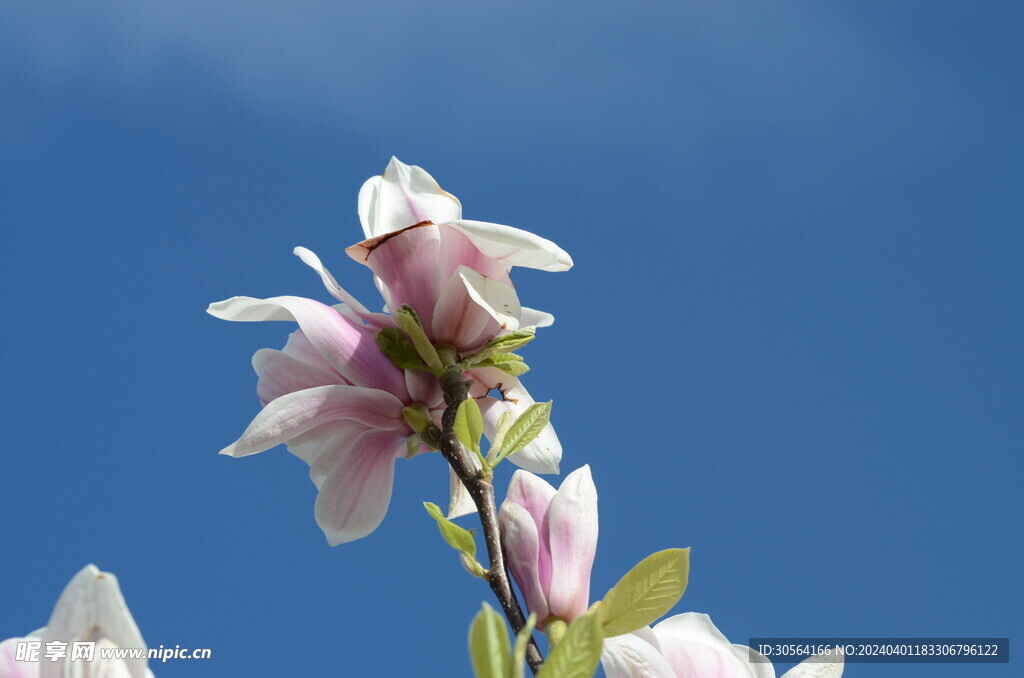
437,370,544,675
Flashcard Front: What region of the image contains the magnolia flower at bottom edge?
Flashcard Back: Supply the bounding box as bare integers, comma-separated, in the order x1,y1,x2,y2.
601,613,844,678
0,565,155,678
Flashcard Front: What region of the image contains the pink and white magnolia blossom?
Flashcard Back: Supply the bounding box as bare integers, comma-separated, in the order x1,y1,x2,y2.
209,158,572,543
0,565,155,678
293,157,570,469
601,613,844,678
498,466,598,628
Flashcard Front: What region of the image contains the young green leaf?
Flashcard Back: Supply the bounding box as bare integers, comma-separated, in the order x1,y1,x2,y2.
474,353,530,376
536,610,604,678
600,548,690,637
395,306,443,372
376,328,423,370
468,603,512,678
485,327,536,352
423,502,476,558
494,401,552,463
487,410,515,463
512,613,537,678
454,398,485,454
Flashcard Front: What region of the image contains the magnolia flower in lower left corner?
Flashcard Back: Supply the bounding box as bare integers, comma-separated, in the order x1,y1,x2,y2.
0,565,155,678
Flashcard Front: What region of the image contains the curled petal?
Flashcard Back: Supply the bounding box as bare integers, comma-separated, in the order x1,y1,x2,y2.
498,502,550,624
220,385,404,458
208,295,405,397
601,633,678,678
438,224,512,283
293,246,371,315
546,466,598,621
449,219,573,272
252,348,346,405
358,157,462,238
313,429,406,545
432,266,521,350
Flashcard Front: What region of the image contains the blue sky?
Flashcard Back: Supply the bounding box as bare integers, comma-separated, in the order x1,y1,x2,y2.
1,2,1020,677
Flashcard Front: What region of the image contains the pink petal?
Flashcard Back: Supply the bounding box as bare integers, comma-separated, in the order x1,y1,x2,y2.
313,429,406,545
285,420,371,487
208,295,406,398
252,348,346,405
498,501,550,624
601,633,678,678
0,638,40,678
220,385,404,458
345,223,442,324
545,466,598,621
404,369,443,409
505,470,557,594
280,329,338,374
653,613,769,678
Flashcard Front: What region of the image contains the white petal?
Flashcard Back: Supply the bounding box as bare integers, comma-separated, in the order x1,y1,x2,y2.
476,373,561,474
781,649,844,678
293,246,371,315
601,633,677,678
42,566,149,678
432,266,521,350
448,219,573,272
373,157,462,235
447,465,478,519
520,307,555,328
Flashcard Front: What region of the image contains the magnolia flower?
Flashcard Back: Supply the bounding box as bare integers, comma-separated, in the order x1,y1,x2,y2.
601,613,844,678
293,156,569,462
209,159,571,543
498,466,598,628
0,565,155,678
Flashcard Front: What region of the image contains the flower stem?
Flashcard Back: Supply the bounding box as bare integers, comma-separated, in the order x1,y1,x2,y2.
437,369,544,674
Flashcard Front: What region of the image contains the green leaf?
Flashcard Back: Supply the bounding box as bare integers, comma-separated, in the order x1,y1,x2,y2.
600,548,690,637
468,603,512,678
461,327,537,368
536,611,604,678
375,328,423,370
423,502,476,557
512,614,537,678
474,353,530,376
487,410,515,463
395,306,443,371
494,401,552,462
454,398,485,454
485,327,536,352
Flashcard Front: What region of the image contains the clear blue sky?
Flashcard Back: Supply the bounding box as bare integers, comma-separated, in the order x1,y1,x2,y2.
1,2,1020,677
